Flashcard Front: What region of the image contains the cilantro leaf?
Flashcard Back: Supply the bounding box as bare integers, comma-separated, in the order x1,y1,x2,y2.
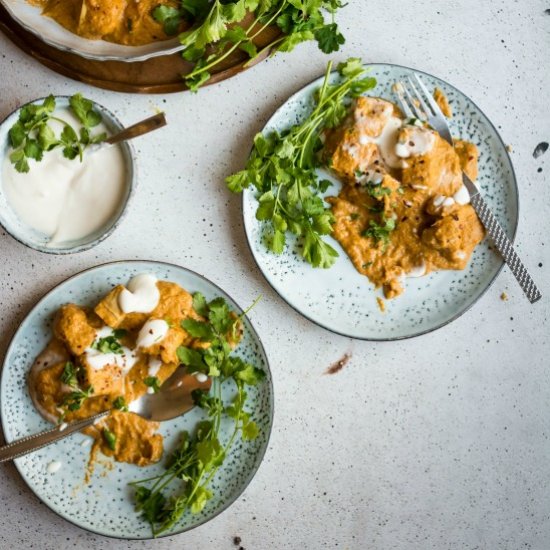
314,22,345,54
192,292,209,317
181,318,215,341
7,93,105,173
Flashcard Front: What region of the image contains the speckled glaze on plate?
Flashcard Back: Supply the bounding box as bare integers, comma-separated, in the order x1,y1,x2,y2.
0,96,136,254
0,261,273,539
243,63,519,340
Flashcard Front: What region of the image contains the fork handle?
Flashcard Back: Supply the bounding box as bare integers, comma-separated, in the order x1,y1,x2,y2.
0,411,109,463
468,190,542,303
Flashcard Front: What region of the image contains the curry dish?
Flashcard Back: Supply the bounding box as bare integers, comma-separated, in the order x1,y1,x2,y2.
30,0,183,45
323,93,484,299
28,275,238,470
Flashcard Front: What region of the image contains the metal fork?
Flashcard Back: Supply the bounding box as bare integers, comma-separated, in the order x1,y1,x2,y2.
393,74,542,303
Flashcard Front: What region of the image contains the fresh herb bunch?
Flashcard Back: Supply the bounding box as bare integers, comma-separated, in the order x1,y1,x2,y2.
130,293,264,537
8,93,106,173
153,0,346,91
226,58,377,268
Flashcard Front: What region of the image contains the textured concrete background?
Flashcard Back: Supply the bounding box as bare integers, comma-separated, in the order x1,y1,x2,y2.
0,0,549,548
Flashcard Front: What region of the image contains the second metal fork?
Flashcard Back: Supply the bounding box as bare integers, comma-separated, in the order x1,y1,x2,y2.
393,74,542,304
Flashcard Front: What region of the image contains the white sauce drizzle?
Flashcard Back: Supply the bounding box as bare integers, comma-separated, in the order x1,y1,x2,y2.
2,108,126,246
356,169,384,186
46,460,62,474
395,126,436,158
195,372,208,384
58,422,68,432
453,184,471,205
137,319,169,349
358,116,404,169
148,357,162,377
118,274,160,314
407,262,427,278
84,326,139,373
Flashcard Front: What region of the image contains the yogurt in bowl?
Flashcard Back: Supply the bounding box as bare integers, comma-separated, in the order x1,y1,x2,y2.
0,96,136,254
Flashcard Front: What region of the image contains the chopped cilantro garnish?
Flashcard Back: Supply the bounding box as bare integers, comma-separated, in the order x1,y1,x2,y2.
367,185,392,199
92,329,126,355
362,216,396,248
144,376,161,393
62,385,94,412
103,428,117,451
113,396,129,412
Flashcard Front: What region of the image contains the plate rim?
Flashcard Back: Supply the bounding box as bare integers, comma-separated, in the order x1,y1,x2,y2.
0,259,274,540
241,61,520,342
1,0,184,62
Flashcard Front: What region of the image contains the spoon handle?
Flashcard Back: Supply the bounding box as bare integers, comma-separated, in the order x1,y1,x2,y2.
105,112,167,145
0,411,109,463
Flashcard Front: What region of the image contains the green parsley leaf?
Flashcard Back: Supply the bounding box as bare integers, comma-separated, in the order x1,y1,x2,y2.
192,292,209,317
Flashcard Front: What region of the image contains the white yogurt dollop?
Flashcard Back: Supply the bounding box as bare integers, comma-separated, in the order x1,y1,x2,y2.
137,319,169,349
119,274,160,314
84,326,138,373
2,108,126,246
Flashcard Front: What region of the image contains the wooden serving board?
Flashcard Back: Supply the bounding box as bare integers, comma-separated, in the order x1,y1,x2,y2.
0,4,280,94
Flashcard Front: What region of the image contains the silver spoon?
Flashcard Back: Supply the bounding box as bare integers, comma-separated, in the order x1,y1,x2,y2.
88,112,167,153
0,367,211,463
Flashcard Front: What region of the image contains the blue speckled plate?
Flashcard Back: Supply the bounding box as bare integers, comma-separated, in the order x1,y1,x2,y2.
243,63,519,340
0,260,273,539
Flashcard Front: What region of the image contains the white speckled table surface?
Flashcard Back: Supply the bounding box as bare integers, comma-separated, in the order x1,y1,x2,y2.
0,1,549,548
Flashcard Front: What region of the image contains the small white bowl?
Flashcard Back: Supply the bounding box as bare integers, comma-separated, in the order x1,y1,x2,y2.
0,96,136,254
2,0,184,62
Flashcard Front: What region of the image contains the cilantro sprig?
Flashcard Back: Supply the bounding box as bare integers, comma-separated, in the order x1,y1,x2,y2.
153,0,346,92
130,293,265,537
226,58,377,268
58,361,94,417
8,93,106,173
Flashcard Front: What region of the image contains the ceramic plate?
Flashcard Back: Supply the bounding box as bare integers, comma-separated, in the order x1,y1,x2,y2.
243,63,519,340
2,0,183,61
0,261,273,539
